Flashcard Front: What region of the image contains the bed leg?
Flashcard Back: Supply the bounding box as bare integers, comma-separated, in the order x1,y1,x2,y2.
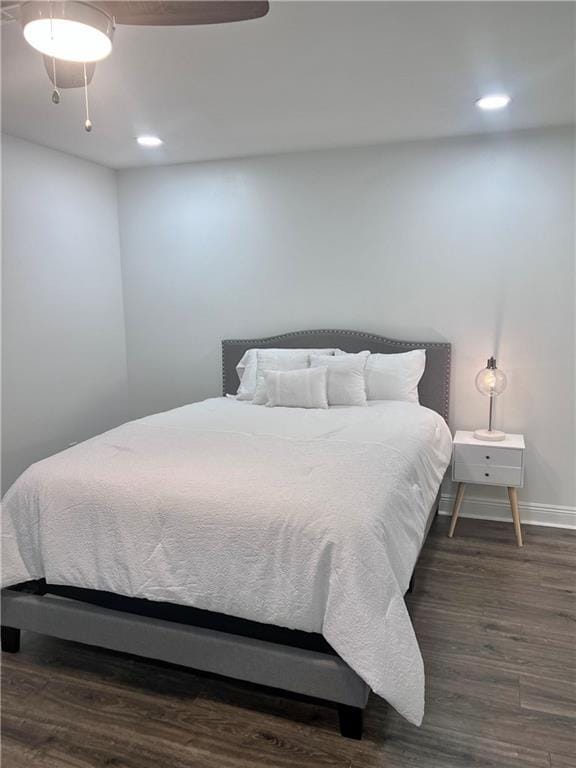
1,626,20,653
338,704,363,739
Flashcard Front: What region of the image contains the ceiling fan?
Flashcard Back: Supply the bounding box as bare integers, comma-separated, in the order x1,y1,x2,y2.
3,1,269,131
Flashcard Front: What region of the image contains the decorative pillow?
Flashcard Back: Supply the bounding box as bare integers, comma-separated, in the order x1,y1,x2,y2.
236,348,338,400
309,351,369,406
364,350,426,403
264,367,329,409
252,350,310,404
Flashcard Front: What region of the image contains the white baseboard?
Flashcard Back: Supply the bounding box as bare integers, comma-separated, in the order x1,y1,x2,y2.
439,494,576,530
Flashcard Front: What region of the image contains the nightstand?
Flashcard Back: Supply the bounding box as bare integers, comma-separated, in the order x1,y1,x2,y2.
449,430,525,546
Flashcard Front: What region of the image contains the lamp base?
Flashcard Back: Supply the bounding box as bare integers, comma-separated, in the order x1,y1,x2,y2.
473,428,506,442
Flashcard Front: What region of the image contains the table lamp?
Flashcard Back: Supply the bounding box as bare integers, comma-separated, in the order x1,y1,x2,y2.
473,356,507,441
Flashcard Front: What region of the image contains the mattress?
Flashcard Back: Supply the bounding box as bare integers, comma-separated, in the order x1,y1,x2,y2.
2,397,452,725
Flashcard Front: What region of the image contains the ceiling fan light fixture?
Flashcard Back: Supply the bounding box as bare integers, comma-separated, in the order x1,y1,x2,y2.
19,1,269,136
21,1,114,63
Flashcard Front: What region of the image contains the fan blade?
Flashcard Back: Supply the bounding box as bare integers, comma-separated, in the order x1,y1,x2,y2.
43,56,96,89
94,1,269,26
0,1,20,23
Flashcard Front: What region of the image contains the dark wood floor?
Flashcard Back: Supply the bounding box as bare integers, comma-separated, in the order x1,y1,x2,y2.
2,516,575,767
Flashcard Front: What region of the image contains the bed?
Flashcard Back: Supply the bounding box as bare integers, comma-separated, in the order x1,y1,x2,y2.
1,329,451,739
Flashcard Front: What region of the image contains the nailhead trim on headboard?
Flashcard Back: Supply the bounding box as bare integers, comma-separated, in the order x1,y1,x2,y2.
222,329,451,422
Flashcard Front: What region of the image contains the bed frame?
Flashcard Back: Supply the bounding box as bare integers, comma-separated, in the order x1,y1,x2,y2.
1,329,450,740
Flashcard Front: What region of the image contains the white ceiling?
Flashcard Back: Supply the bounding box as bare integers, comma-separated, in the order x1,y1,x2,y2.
2,1,574,169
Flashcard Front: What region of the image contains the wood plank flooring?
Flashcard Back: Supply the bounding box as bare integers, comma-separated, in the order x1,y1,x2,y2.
2,517,575,767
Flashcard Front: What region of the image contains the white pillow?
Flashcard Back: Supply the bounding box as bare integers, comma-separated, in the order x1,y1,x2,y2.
309,352,369,406
252,350,310,404
236,349,259,400
264,367,329,409
236,348,338,400
364,350,426,403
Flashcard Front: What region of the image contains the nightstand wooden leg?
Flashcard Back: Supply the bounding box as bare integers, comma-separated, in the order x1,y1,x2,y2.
508,487,523,547
448,483,466,538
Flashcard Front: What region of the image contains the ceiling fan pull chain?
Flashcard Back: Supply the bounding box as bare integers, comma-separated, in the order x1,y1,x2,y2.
51,57,60,104
83,62,93,132
48,3,61,105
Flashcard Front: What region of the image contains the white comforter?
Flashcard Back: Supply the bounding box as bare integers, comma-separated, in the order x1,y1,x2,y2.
2,397,451,724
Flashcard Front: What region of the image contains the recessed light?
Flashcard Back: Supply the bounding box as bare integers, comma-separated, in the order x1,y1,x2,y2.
476,94,511,111
136,136,163,148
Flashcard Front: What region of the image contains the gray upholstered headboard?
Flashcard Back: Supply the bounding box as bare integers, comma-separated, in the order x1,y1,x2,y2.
222,329,451,422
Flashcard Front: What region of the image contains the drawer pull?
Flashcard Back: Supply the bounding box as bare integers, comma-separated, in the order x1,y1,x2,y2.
485,455,490,460
484,472,490,477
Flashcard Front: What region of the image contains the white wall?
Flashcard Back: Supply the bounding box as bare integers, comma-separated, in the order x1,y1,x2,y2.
2,135,128,492
117,127,575,512
3,128,573,518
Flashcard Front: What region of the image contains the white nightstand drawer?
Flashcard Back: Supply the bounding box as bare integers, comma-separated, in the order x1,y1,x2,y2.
454,444,522,469
453,463,523,487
